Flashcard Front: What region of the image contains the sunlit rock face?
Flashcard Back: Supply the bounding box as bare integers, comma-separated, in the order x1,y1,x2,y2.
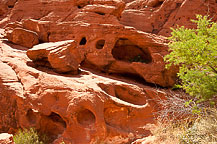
0,0,216,143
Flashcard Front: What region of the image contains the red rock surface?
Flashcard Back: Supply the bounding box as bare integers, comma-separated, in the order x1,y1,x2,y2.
0,0,216,143
7,27,39,48
5,19,177,87
0,38,166,143
121,0,217,36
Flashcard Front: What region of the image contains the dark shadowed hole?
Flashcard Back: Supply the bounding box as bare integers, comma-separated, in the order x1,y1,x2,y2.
8,5,14,8
95,12,105,15
152,29,158,34
26,109,37,124
77,109,96,126
176,3,182,7
153,1,164,7
48,112,66,128
112,38,152,63
77,5,82,9
96,39,105,49
79,37,87,45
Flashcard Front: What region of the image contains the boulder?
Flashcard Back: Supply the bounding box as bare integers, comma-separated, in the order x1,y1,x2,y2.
27,40,84,73
7,28,39,48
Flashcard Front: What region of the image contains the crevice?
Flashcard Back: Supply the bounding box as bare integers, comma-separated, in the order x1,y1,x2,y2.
1,61,25,92
95,12,105,15
8,5,14,8
112,73,163,88
153,1,164,8
152,2,182,34
46,32,50,42
77,5,82,9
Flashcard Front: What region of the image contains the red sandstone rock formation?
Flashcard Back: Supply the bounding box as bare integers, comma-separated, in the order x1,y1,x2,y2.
121,0,217,36
0,0,216,143
0,38,167,143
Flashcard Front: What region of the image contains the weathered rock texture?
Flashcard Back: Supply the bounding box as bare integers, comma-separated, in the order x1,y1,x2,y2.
121,0,217,36
4,18,177,87
0,39,166,143
0,0,216,143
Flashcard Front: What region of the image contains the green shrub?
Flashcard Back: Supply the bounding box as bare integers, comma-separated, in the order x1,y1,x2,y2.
13,128,48,144
164,15,217,103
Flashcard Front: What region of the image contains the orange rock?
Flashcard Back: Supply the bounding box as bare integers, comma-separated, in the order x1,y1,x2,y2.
0,38,167,143
7,28,39,48
22,19,49,42
121,0,217,36
0,0,16,16
22,20,177,86
27,40,84,73
2,0,215,143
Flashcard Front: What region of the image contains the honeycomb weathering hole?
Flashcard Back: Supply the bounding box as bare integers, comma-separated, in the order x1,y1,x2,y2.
153,1,164,7
48,112,66,128
79,37,87,45
96,39,105,49
77,109,96,126
112,38,152,63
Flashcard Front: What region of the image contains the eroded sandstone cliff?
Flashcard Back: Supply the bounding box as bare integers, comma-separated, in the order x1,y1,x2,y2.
0,0,216,143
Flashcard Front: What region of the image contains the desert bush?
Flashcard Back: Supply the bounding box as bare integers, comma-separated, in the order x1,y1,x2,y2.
151,14,217,144
156,91,198,122
164,15,217,103
13,128,49,144
180,108,217,144
152,104,217,144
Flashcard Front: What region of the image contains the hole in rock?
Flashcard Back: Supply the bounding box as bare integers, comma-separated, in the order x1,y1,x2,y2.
95,12,105,15
152,29,158,34
79,37,87,45
26,109,37,124
98,83,147,105
8,5,14,8
48,112,66,128
112,38,152,63
39,112,67,143
77,109,96,127
96,39,105,49
153,1,164,7
176,3,182,7
114,85,147,105
77,5,82,9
